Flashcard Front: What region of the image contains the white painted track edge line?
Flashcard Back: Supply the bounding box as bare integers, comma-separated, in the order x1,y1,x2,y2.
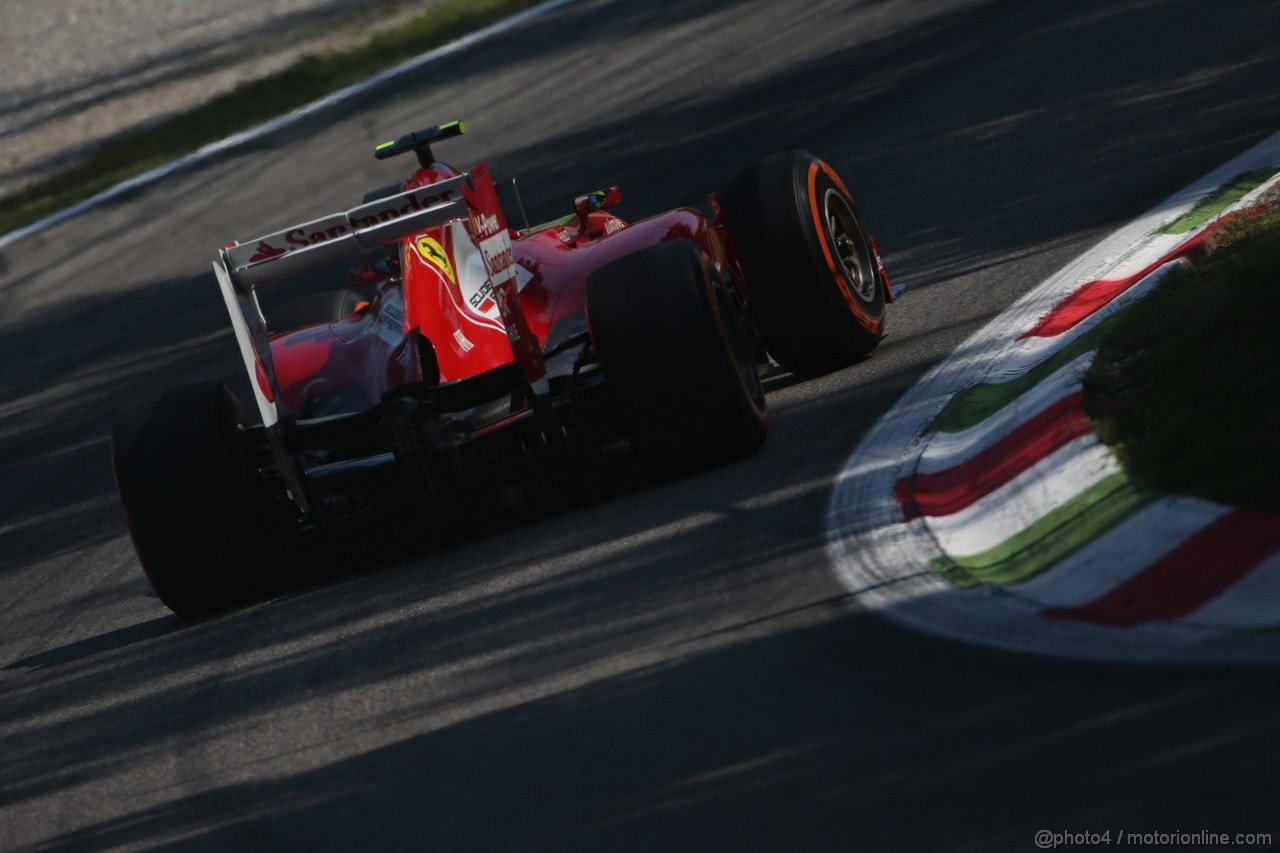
0,0,578,254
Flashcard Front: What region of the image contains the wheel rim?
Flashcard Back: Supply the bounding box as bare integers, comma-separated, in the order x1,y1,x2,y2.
822,189,877,303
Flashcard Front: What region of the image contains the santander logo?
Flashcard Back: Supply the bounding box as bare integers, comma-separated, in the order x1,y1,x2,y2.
249,240,286,263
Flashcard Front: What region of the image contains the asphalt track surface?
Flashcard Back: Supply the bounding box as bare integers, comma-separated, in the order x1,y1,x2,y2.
3,1,1280,849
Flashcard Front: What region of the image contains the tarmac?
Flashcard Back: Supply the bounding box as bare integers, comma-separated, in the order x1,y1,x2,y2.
0,0,441,199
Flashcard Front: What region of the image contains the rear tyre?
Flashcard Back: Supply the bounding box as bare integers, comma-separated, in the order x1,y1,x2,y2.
720,150,887,375
587,240,767,466
112,382,272,617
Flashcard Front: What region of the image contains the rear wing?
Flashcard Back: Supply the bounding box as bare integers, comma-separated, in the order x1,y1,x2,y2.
213,165,543,436
213,177,467,432
221,176,467,292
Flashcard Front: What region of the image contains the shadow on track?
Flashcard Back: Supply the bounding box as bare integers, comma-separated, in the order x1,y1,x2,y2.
23,602,1280,851
0,272,237,575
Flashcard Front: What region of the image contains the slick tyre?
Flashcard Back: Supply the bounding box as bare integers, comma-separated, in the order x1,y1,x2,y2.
112,382,271,618
587,240,767,466
720,150,887,375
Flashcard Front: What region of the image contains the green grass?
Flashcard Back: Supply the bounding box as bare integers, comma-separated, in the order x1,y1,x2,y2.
0,0,546,236
1084,185,1280,510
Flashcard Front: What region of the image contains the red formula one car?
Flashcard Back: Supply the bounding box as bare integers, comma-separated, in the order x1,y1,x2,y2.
112,121,892,616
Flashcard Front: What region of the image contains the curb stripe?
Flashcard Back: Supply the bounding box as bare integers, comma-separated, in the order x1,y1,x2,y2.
1186,550,1280,628
1019,206,1263,340
1156,168,1278,235
993,257,1180,377
925,439,1118,559
899,391,1090,521
926,317,1114,435
1017,259,1178,340
1009,496,1230,607
918,357,1090,475
931,470,1155,589
1043,508,1280,625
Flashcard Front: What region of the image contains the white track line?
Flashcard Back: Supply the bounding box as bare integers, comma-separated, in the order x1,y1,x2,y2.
0,0,577,254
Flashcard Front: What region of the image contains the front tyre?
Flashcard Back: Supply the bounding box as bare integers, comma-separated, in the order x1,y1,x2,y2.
721,150,887,375
112,382,272,617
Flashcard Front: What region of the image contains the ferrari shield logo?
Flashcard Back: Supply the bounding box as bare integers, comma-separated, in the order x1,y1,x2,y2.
414,235,456,283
